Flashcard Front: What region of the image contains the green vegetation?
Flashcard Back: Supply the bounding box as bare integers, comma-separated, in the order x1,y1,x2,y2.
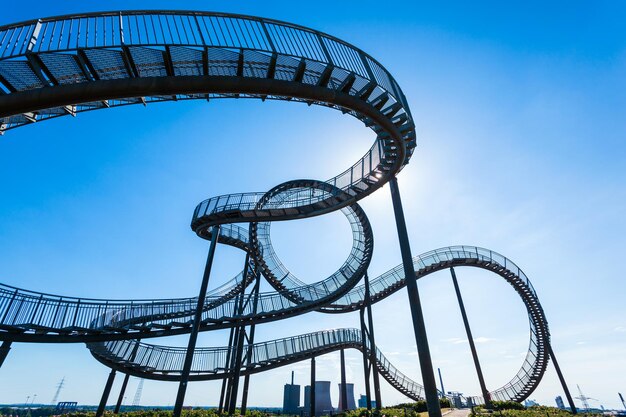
483,401,527,411
1,402,607,417
335,399,452,417
0,409,274,417
0,407,61,417
472,404,603,417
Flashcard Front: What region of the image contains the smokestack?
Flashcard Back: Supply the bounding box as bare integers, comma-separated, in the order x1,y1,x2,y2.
292,371,294,386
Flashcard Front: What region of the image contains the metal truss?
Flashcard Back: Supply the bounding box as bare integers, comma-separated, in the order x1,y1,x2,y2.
0,10,565,411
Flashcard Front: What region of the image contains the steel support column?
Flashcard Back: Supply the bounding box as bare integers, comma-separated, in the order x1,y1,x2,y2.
219,322,237,413
0,340,12,368
114,341,140,414
546,343,577,414
227,257,254,415
227,324,246,414
223,293,244,413
340,349,348,411
438,368,445,399
96,368,117,417
240,272,262,415
173,225,220,417
450,267,491,408
310,357,316,417
364,273,382,410
389,177,441,417
359,309,372,410
114,374,130,414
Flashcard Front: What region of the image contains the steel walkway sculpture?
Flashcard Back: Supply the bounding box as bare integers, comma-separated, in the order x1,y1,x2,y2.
0,10,576,417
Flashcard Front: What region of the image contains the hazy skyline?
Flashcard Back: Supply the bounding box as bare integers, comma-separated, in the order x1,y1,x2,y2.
0,0,624,411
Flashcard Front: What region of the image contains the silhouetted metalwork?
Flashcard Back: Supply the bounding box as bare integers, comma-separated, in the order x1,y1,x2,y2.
450,267,492,409
0,341,11,367
114,342,140,414
549,344,577,413
174,225,220,417
96,369,116,417
310,358,316,417
389,177,441,417
0,9,572,416
340,349,348,411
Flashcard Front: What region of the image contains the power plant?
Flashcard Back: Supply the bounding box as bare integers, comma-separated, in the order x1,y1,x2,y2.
305,382,333,416
283,372,300,414
338,383,356,411
282,371,357,416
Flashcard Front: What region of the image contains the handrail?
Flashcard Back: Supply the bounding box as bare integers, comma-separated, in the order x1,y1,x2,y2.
0,10,547,405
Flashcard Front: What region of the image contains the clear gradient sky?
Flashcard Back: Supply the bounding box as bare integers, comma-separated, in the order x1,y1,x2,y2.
0,0,625,411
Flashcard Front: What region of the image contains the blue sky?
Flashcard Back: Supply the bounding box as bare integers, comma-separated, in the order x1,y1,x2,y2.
1,0,625,411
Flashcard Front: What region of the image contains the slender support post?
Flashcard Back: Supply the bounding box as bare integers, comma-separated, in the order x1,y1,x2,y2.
310,357,316,417
219,322,237,413
227,324,246,414
450,267,492,408
240,272,262,415
340,349,348,411
437,368,445,399
96,369,117,417
359,309,372,411
222,294,242,413
173,225,220,417
364,273,381,410
114,341,140,414
546,343,577,414
239,325,254,414
114,373,130,414
227,257,254,415
0,340,12,367
389,177,441,417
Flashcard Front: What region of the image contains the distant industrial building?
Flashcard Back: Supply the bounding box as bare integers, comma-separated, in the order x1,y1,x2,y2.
358,395,377,409
283,372,300,414
304,381,333,416
556,396,565,409
338,383,356,410
55,402,77,414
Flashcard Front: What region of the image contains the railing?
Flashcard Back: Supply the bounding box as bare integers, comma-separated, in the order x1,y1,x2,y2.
91,327,427,400
0,10,546,404
252,187,372,302
191,141,385,229
0,11,406,104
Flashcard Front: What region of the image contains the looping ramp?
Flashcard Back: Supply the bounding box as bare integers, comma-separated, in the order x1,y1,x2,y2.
0,11,549,405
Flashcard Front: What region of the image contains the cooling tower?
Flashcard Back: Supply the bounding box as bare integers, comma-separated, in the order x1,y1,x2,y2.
338,383,356,411
304,381,333,416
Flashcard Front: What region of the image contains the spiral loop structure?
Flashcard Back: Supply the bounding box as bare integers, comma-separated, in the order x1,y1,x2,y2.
0,11,550,404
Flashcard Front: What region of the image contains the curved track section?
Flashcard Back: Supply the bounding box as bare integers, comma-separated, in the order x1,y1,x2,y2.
85,246,548,403
89,328,426,400
0,11,549,405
